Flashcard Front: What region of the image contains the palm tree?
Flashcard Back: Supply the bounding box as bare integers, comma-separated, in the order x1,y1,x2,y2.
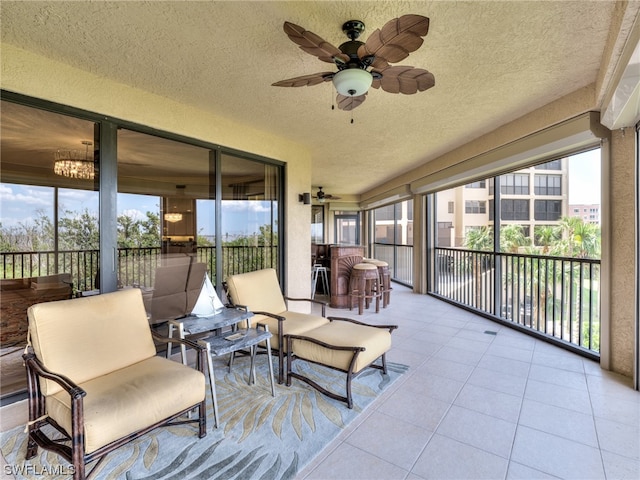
534,225,556,254
463,226,493,311
464,226,493,252
500,224,529,253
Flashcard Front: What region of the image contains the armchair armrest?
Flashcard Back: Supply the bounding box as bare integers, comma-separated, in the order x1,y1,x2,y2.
23,349,86,399
327,316,398,334
152,331,208,374
284,296,327,317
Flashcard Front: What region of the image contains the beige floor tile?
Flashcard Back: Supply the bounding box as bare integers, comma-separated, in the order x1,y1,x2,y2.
519,399,599,447
302,442,408,480
454,383,522,423
345,411,433,470
511,426,605,479
412,434,508,480
436,405,517,458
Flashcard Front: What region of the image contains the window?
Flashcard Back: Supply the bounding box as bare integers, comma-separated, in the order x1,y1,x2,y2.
437,222,453,247
465,200,486,214
534,174,562,195
501,199,529,220
501,174,529,195
534,200,562,221
448,201,454,214
535,159,562,170
465,180,486,189
311,205,324,243
335,212,360,245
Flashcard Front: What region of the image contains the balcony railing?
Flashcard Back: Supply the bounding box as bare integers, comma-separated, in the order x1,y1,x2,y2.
434,247,600,357
371,243,414,286
0,245,278,291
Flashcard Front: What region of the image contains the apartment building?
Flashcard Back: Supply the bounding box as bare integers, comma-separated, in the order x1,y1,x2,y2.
569,204,602,225
436,158,572,248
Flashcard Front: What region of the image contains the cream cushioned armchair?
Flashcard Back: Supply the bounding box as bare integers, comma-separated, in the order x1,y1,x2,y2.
23,288,207,480
225,268,330,383
225,268,397,408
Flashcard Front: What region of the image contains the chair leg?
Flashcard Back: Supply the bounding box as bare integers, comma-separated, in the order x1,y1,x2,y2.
204,343,219,428
249,345,257,385
265,332,276,397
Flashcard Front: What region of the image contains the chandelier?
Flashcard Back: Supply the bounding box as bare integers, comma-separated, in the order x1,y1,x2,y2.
54,140,95,180
164,213,183,223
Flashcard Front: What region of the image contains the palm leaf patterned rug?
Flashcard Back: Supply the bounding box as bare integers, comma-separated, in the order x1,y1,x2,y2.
1,355,408,480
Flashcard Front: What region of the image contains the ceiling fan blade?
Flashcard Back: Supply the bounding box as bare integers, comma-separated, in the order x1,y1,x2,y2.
283,22,350,64
358,15,430,65
336,93,367,111
372,66,435,94
272,72,334,88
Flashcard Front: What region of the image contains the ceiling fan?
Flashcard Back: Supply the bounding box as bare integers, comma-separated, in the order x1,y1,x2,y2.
272,14,435,111
313,187,341,203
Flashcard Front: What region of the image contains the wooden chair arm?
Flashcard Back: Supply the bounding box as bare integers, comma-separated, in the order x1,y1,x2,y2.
327,316,398,333
23,351,86,399
284,296,327,317
252,310,286,322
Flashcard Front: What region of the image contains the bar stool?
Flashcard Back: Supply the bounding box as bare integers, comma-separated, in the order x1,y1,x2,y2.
348,263,381,315
364,258,392,308
311,263,330,299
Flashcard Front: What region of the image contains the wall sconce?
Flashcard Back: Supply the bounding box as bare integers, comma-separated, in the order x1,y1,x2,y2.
298,192,311,205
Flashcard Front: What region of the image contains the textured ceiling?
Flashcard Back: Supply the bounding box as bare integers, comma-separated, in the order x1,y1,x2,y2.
1,1,619,197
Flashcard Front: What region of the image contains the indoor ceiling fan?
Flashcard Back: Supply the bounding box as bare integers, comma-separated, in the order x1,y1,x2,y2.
272,14,435,111
313,187,340,202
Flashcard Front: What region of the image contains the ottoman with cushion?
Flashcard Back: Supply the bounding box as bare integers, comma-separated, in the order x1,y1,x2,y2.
225,269,398,408
285,317,397,408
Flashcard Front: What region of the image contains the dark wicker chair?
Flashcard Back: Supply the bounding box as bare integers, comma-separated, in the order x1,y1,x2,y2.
23,288,207,480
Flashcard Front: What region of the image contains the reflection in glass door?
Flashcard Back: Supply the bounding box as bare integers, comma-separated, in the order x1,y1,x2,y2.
220,154,280,278
0,100,98,397
334,212,360,245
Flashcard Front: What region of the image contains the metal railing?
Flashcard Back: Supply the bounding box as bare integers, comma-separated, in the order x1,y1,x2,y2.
433,247,601,356
371,243,414,286
0,245,278,291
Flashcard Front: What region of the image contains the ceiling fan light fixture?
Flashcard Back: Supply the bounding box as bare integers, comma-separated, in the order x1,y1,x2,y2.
332,68,372,96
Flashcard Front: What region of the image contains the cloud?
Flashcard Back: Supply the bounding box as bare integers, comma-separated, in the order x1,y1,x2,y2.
120,209,147,221
222,200,274,213
0,184,52,206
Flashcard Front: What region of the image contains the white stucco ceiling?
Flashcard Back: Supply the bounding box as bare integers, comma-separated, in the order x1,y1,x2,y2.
0,1,624,197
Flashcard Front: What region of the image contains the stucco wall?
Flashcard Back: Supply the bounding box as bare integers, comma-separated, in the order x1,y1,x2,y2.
1,43,313,304
608,129,636,377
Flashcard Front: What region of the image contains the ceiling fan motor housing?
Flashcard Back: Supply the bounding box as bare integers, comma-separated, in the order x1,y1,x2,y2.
342,20,365,40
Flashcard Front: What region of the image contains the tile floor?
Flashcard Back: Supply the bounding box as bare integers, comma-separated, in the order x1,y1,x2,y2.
1,285,638,479
297,285,640,480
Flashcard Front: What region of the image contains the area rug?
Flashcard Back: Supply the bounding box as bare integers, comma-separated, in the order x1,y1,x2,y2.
1,355,408,480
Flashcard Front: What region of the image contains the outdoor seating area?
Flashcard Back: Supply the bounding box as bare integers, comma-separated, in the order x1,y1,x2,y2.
2,284,638,479
1,2,639,479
